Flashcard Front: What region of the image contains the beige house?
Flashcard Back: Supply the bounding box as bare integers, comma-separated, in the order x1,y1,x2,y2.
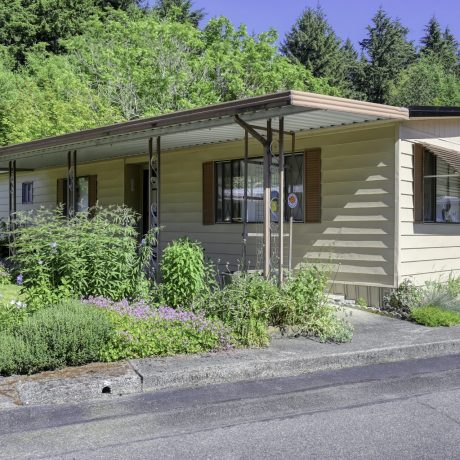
1,91,460,306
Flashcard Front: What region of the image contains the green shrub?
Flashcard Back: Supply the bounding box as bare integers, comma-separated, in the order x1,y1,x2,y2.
356,297,367,308
197,273,281,347
0,334,30,377
422,279,460,313
382,279,422,318
0,300,114,376
160,238,208,308
278,265,352,343
0,262,10,286
273,265,328,326
410,306,460,327
9,206,155,308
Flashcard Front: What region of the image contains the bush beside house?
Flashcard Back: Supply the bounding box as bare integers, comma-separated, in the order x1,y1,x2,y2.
1,204,351,377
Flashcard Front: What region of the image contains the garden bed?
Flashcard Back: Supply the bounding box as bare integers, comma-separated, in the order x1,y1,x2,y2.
0,205,353,377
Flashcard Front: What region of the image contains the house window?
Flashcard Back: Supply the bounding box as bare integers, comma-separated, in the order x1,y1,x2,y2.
215,154,304,223
76,176,89,212
423,150,460,223
22,182,33,204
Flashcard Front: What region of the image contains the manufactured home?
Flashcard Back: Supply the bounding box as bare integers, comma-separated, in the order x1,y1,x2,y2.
1,91,460,306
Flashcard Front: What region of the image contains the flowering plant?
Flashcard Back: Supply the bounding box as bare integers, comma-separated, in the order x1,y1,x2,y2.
82,296,234,360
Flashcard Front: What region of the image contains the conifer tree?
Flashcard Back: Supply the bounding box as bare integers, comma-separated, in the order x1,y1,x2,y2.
421,17,459,74
153,0,204,27
281,6,346,88
359,8,416,103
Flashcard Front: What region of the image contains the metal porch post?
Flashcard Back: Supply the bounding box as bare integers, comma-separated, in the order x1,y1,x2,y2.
148,137,161,280
278,117,285,285
242,131,249,272
263,119,272,279
67,150,77,218
8,160,16,255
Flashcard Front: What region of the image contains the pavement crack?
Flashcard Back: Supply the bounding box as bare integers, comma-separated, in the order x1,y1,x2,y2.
416,399,460,426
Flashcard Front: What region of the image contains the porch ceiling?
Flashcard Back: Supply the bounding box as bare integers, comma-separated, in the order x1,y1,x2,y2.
0,91,409,170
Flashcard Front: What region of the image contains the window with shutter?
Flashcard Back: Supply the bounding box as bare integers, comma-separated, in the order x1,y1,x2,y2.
57,175,97,215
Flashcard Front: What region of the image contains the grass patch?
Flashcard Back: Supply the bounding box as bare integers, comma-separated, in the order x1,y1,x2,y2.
0,283,22,303
410,306,460,327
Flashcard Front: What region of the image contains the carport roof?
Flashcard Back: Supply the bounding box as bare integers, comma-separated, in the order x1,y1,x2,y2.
0,90,409,170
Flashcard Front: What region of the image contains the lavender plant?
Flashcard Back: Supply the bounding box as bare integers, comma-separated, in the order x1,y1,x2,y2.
83,296,234,360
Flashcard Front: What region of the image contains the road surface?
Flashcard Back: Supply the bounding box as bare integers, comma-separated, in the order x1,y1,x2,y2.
1,354,460,459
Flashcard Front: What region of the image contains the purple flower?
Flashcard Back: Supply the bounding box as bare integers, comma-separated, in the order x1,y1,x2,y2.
16,274,23,285
81,296,234,350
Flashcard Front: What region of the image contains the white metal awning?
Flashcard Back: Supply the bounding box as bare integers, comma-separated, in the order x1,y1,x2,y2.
0,91,409,170
419,141,460,172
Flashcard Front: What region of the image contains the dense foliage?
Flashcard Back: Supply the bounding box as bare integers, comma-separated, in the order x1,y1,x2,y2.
83,297,233,361
282,7,460,106
410,306,460,327
0,301,114,376
160,238,208,308
196,267,353,347
0,5,334,146
380,276,460,327
10,206,155,309
4,3,459,146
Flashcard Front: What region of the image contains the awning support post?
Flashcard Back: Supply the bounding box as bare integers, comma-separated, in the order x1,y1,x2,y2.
8,160,16,256
234,115,273,279
148,137,161,281
263,119,272,279
67,150,77,218
242,130,249,272
278,117,285,285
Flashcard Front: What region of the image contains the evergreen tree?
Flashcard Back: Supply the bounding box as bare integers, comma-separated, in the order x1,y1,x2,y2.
281,6,346,87
359,8,416,103
153,0,204,27
421,17,459,73
338,39,366,99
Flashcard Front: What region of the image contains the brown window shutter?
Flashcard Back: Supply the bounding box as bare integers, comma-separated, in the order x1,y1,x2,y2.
202,161,215,225
304,149,321,223
88,175,98,208
413,144,424,223
57,178,67,215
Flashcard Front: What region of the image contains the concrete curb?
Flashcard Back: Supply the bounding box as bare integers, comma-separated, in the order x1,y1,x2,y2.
131,339,460,393
2,337,460,408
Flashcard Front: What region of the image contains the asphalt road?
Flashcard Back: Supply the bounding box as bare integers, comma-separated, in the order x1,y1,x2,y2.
1,354,460,460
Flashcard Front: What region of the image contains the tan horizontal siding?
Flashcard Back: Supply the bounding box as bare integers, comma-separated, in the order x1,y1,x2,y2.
159,125,396,287
398,131,460,284
0,159,125,220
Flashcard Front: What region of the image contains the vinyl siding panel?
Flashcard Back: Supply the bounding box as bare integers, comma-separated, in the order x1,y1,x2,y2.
157,125,396,287
399,119,460,284
0,159,124,218
0,125,396,291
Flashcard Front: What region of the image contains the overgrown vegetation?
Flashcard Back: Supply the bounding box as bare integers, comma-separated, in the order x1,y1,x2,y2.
381,276,460,327
0,204,352,376
9,206,155,310
410,306,460,327
0,301,114,376
197,266,353,347
160,238,208,308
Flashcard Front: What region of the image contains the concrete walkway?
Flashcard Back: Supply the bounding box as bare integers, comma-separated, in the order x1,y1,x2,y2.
1,308,459,408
